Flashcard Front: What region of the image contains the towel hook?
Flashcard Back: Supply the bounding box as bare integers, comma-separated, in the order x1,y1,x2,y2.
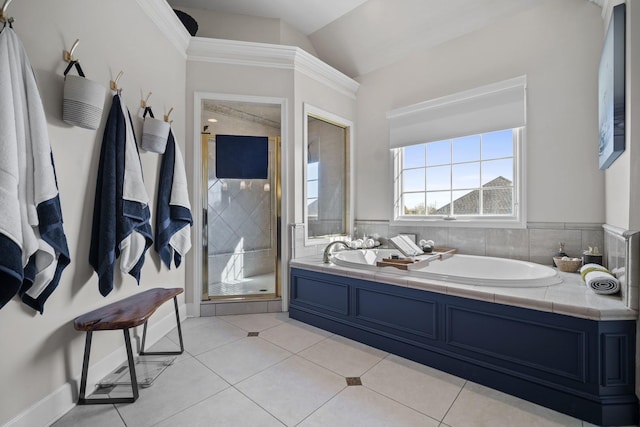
63,39,80,63
164,107,174,123
0,0,14,23
140,92,152,109
110,70,124,93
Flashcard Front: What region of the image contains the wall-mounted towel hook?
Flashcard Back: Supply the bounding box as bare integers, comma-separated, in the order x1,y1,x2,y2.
140,92,152,109
110,70,124,93
0,0,14,23
63,39,80,63
164,107,174,123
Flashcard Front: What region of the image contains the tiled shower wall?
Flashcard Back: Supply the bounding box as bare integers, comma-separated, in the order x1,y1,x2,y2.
292,220,604,267
207,139,276,284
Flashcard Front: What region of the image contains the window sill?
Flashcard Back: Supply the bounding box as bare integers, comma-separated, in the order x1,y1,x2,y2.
391,217,526,229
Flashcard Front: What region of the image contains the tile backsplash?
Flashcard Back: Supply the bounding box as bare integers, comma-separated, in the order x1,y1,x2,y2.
291,220,603,265
352,221,604,266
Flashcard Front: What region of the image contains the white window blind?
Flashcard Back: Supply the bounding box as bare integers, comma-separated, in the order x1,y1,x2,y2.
387,76,526,149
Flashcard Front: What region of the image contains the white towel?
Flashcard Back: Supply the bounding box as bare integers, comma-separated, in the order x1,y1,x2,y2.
579,263,620,295
168,132,191,258
119,97,151,274
0,27,70,313
154,129,192,269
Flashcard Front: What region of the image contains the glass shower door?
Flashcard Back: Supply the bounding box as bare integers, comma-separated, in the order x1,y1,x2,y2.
204,134,279,299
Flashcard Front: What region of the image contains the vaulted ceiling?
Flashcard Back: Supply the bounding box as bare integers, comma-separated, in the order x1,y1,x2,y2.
168,0,605,78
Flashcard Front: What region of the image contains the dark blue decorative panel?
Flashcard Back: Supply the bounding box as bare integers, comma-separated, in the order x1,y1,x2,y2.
354,287,437,340
290,271,349,316
446,305,586,381
601,333,630,387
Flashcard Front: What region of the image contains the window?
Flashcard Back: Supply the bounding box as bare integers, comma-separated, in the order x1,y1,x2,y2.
387,76,526,227
396,129,520,219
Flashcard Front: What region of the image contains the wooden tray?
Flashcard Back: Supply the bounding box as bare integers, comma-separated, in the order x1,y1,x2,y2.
376,258,414,270
431,247,457,254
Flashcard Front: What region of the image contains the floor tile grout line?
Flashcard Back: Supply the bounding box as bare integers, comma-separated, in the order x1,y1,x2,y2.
190,335,297,386
439,379,467,424
147,385,235,427
231,382,290,426
290,383,350,426
358,381,443,424
254,328,332,355
227,353,298,387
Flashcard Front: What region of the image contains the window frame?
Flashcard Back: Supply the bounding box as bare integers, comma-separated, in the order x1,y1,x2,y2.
391,127,526,228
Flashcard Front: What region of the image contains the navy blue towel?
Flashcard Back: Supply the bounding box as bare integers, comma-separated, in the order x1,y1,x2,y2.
89,94,152,296
20,191,71,313
155,130,192,269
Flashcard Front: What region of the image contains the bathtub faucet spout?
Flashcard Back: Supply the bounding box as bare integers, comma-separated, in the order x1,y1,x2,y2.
323,241,351,263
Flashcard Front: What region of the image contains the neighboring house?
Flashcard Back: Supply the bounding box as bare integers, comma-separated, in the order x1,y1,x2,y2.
434,176,512,215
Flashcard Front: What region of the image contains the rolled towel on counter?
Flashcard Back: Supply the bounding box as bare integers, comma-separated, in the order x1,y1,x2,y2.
579,263,620,295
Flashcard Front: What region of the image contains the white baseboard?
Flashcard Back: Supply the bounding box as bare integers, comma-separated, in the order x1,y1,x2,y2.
4,303,187,427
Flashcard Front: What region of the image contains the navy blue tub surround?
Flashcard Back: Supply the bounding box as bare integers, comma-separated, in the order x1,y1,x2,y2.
89,93,152,296
0,25,70,313
289,266,638,426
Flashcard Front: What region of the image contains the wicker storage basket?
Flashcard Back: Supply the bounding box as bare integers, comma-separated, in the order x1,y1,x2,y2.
553,257,582,273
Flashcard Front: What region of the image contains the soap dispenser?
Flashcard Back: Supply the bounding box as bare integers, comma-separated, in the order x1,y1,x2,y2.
582,246,603,266
553,242,568,266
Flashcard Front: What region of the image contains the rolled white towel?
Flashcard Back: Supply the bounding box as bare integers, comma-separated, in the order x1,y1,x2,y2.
579,263,620,295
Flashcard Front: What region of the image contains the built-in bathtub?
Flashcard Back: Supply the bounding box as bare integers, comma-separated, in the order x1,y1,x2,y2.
289,252,638,426
330,249,562,287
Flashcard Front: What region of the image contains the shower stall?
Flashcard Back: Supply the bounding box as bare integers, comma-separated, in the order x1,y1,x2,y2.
201,99,281,300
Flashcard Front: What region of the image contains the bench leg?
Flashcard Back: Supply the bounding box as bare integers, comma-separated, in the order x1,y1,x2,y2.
139,296,184,356
77,329,139,404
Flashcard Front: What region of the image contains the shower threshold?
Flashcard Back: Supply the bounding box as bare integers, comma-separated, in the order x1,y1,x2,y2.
208,272,276,298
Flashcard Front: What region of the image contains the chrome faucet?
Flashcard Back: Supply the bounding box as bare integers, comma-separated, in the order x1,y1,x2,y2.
323,241,351,263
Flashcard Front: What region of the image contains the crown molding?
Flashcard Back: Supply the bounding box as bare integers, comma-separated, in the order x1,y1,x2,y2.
136,0,191,57
187,37,359,99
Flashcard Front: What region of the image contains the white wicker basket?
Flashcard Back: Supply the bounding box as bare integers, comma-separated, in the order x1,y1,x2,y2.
63,74,105,130
141,116,170,153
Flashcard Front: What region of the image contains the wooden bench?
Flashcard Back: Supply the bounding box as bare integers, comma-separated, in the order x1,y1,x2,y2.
73,287,184,404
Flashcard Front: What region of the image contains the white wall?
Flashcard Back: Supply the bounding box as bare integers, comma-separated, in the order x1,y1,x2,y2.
0,1,187,425
174,7,318,56
355,0,605,224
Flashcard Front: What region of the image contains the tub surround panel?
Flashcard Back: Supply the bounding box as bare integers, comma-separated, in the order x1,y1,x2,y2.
292,275,349,316
602,332,632,388
604,225,640,311
295,220,605,267
289,267,638,426
290,256,635,321
354,287,438,340
445,305,587,382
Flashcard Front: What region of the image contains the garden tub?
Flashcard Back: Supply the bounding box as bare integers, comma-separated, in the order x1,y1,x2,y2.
330,248,562,287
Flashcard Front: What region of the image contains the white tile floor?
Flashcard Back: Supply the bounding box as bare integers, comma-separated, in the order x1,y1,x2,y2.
53,313,629,427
